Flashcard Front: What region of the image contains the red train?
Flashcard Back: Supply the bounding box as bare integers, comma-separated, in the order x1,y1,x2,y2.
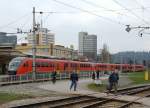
8,57,145,75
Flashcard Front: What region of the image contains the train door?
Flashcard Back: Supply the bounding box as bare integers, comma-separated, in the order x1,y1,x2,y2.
55,61,60,73
21,60,29,74
64,62,68,72
77,62,80,73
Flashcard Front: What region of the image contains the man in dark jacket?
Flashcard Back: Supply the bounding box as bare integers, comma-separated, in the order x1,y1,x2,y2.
108,70,119,94
51,70,57,84
70,70,78,91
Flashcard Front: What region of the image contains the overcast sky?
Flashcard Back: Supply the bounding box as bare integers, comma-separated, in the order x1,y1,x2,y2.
0,0,150,53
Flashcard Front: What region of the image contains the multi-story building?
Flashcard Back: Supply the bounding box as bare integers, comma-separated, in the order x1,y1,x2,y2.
78,32,97,61
28,27,55,45
0,32,17,45
15,44,78,60
15,43,53,56
53,45,78,59
18,26,78,60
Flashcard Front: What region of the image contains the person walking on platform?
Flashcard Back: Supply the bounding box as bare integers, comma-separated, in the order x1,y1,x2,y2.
107,70,119,95
92,72,95,82
96,70,100,79
51,70,57,84
70,70,78,91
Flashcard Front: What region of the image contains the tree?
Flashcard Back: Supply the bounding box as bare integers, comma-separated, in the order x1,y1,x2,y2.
100,44,111,63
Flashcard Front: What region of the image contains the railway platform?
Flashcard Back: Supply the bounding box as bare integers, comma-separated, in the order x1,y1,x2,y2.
1,77,150,108
38,78,150,107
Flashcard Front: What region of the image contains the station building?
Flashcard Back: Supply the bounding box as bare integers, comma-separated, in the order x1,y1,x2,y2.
15,44,78,60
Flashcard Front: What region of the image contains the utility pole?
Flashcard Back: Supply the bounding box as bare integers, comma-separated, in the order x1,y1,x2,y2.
133,54,136,72
120,54,123,73
32,7,36,80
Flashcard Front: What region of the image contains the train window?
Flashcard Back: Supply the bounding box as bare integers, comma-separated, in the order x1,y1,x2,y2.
35,62,40,67
89,64,91,67
83,64,85,67
64,63,68,70
82,64,84,67
85,64,87,67
23,63,28,67
37,62,41,67
48,62,51,67
74,64,77,68
35,62,37,67
56,64,59,70
44,62,48,67
71,63,72,67
74,64,76,68
50,62,54,67
41,62,45,67
64,63,68,67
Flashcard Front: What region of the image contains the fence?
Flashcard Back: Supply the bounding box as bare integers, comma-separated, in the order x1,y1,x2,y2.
0,72,94,85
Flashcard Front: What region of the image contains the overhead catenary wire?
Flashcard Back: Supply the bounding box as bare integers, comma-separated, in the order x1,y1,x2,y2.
80,0,150,12
135,0,150,23
80,0,116,12
51,0,126,25
0,13,31,30
112,0,150,25
80,0,140,24
42,11,91,25
20,14,32,30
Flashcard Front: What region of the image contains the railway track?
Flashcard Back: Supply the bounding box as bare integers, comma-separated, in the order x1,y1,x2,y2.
9,85,150,108
11,95,145,108
115,85,150,96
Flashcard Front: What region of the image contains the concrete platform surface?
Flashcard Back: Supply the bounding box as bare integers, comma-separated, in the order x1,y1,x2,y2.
1,78,150,107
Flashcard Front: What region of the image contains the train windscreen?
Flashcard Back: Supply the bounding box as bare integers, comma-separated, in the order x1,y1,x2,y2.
8,57,25,71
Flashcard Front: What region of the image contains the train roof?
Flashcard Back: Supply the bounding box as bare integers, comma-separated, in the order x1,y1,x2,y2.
12,57,144,66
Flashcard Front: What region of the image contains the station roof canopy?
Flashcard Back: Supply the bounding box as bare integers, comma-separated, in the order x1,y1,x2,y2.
0,46,25,64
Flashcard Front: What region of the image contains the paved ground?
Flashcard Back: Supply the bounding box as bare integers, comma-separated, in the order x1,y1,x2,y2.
38,75,133,94
0,81,69,97
0,75,132,96
1,75,150,107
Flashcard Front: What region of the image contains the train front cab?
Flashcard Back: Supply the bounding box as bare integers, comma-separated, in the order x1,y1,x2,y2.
8,57,26,75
